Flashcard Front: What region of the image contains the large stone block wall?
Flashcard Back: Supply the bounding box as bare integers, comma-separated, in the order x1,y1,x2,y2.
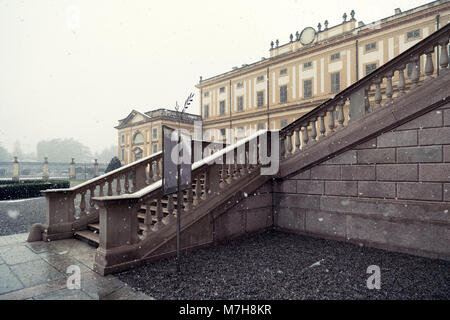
274,103,450,260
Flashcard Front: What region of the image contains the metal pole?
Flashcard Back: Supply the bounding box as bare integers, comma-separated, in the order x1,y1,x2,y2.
176,114,182,273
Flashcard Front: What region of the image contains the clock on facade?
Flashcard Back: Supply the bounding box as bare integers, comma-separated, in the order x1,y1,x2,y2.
299,27,316,45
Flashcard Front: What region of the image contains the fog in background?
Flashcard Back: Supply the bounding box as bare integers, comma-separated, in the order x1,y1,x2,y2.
0,0,428,157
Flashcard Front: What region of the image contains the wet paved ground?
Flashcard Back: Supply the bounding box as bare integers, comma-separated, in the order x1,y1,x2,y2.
0,233,153,300
0,197,46,236
117,230,450,300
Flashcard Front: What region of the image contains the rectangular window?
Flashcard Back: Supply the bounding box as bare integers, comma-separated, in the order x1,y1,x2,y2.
237,126,245,136
365,42,376,51
220,128,226,136
303,79,312,98
121,135,125,144
153,144,158,153
280,85,288,103
219,87,225,93
280,119,288,128
257,123,265,130
257,91,264,108
220,101,226,115
257,75,264,82
280,68,288,76
236,82,243,88
237,96,244,112
204,91,209,97
365,63,377,75
204,105,209,118
407,29,420,40
121,149,124,161
330,53,340,61
304,61,312,69
152,128,157,139
331,72,340,93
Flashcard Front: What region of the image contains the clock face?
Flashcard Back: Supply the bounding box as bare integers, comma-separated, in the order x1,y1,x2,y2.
300,27,316,45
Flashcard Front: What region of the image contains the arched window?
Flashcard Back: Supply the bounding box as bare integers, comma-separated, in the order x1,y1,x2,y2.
133,132,144,144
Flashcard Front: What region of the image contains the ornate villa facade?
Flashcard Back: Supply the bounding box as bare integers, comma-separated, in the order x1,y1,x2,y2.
115,109,201,165
196,0,450,142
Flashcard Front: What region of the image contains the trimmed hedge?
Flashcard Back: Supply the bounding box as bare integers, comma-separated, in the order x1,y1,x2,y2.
0,180,70,200
0,179,65,186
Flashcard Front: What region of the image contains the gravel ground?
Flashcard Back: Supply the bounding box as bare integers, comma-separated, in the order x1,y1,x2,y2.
0,197,46,236
117,230,450,300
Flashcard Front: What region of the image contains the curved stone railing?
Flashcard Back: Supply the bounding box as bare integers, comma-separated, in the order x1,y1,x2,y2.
280,23,450,158
41,152,163,240
91,130,273,274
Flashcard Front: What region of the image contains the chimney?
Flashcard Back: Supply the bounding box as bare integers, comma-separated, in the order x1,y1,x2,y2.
395,8,401,15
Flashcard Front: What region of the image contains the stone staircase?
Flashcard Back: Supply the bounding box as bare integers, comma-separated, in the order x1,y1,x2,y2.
32,23,450,275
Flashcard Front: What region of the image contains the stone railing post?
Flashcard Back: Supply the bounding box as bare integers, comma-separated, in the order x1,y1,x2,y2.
12,157,19,181
43,157,49,180
42,192,76,241
94,159,99,177
94,199,140,275
70,158,76,179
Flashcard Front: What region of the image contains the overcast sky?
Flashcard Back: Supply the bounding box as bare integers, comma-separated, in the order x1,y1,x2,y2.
0,0,430,155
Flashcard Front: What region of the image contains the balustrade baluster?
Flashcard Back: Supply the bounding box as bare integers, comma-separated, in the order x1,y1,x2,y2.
374,78,382,108
156,160,161,179
233,152,239,180
99,183,104,197
148,162,154,183
364,86,372,112
89,188,95,213
143,203,152,238
310,119,317,143
124,173,130,193
328,108,335,133
424,47,435,80
166,195,175,224
385,71,393,105
439,39,449,70
220,163,227,188
286,132,293,155
337,101,345,129
280,137,286,159
80,192,86,218
153,198,163,231
185,186,193,211
319,114,326,139
116,175,121,195
410,57,420,88
302,125,309,146
294,128,301,151
194,175,201,206
397,65,406,96
132,170,137,193
107,181,113,196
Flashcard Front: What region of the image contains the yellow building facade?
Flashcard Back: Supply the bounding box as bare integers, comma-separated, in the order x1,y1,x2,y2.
196,0,450,142
116,109,201,165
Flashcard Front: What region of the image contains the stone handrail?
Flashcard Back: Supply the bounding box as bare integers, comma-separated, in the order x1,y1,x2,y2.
91,130,273,274
279,23,450,158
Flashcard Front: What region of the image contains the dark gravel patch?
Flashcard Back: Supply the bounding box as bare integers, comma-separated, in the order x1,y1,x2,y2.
116,230,450,300
0,197,47,236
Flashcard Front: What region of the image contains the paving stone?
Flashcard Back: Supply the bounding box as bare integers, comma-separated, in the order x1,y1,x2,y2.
377,130,418,148
418,127,450,145
34,288,93,300
0,245,41,265
0,264,24,295
39,252,91,274
357,148,396,164
9,259,64,287
80,275,126,300
397,146,442,163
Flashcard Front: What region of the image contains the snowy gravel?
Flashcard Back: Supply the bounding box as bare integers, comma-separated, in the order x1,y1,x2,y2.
117,230,450,300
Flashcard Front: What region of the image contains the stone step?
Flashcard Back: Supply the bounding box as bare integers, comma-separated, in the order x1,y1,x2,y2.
74,230,99,248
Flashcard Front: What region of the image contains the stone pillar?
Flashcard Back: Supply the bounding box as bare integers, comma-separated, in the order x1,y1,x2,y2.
43,157,49,180
12,157,19,181
70,158,76,179
94,159,99,177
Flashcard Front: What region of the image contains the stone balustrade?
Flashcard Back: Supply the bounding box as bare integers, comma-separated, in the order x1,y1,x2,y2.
41,152,164,241
280,23,450,159
91,131,272,274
